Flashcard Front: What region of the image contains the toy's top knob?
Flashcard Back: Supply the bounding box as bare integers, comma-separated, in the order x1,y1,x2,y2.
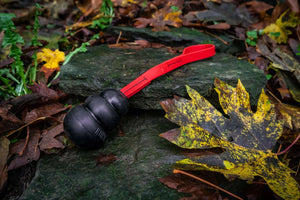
63,89,128,149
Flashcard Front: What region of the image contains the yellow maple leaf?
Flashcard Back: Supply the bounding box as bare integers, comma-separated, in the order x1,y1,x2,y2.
150,8,183,31
164,11,182,26
37,48,65,81
160,78,300,200
263,11,300,44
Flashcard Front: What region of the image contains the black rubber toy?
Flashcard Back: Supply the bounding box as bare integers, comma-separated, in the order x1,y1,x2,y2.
63,44,216,149
63,89,128,149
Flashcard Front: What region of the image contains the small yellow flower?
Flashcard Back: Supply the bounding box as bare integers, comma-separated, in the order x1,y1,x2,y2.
37,48,65,81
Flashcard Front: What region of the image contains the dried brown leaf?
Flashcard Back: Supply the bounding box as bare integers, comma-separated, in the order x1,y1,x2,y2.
29,82,67,101
39,123,65,153
287,0,299,13
8,128,41,171
0,105,24,134
272,100,300,130
75,0,103,17
254,57,269,72
159,173,222,200
134,17,151,28
0,137,10,190
242,1,273,15
24,103,69,123
205,23,230,30
151,8,183,31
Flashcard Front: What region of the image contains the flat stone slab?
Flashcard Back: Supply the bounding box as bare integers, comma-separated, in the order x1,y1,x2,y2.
21,111,186,200
106,26,242,54
59,45,266,109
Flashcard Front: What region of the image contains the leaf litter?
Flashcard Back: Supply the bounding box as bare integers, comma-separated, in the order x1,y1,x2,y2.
0,82,70,191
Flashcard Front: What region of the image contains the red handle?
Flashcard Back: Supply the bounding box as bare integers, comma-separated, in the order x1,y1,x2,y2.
120,44,215,98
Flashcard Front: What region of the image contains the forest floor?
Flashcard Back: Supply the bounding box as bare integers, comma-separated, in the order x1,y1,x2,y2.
0,0,300,199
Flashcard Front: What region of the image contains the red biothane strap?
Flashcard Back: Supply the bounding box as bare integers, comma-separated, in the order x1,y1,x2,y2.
120,44,215,98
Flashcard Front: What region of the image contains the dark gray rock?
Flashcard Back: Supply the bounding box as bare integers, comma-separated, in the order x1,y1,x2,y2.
21,111,185,200
106,26,244,54
59,45,267,109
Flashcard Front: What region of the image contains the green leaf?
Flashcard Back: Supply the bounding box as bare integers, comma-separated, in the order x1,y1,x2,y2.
266,74,272,80
246,30,258,39
160,78,300,200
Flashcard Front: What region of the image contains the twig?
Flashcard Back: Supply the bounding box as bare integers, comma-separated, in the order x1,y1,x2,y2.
276,133,300,156
19,126,30,156
5,117,59,137
173,169,244,200
204,31,229,45
276,143,282,153
116,31,122,45
267,89,282,103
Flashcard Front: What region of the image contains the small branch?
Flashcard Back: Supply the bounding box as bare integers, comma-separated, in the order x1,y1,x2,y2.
276,143,282,154
5,117,59,137
276,133,300,156
204,31,229,45
19,126,30,156
173,169,244,200
116,31,122,45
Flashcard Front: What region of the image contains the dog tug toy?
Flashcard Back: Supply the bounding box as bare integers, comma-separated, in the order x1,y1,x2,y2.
63,44,215,149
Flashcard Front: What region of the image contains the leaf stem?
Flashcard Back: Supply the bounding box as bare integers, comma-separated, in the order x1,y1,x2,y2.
173,169,244,200
276,133,300,156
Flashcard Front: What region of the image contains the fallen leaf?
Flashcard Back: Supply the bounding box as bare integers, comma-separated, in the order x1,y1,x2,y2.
241,1,273,16
134,17,151,28
0,104,23,134
257,40,300,102
65,21,94,32
160,78,300,200
134,5,183,31
75,0,103,17
24,102,69,123
234,27,246,40
37,48,65,81
189,0,254,26
159,173,222,200
29,82,67,100
39,123,65,153
288,38,300,59
247,46,260,60
263,10,300,44
272,97,300,130
254,57,268,72
205,22,230,30
279,70,300,103
95,153,117,166
287,0,299,13
112,0,139,7
8,127,41,171
0,137,10,190
277,87,293,101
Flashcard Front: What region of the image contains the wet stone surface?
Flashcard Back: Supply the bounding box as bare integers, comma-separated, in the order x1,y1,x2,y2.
59,45,266,110
21,111,186,200
23,29,267,199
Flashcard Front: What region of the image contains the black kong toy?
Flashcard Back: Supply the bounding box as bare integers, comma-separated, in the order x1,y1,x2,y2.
63,44,215,149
